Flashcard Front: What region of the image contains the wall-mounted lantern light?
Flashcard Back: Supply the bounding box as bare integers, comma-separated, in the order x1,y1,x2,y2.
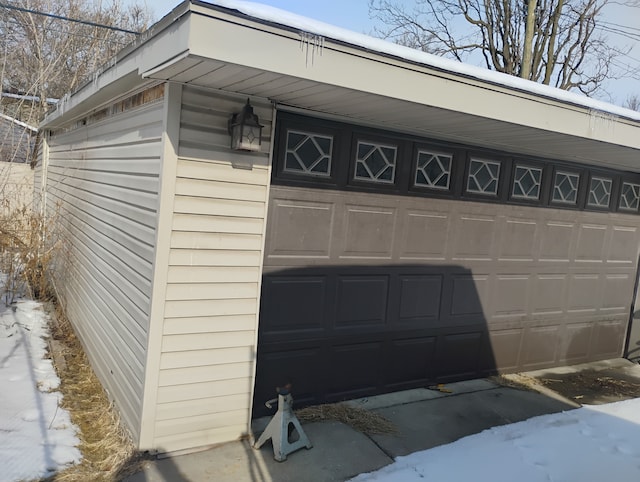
228,98,263,152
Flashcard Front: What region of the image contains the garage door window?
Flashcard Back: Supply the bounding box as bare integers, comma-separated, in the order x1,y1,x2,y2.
552,171,580,204
512,165,542,200
467,158,500,195
587,177,612,208
620,182,640,211
284,130,333,176
354,141,397,183
415,150,452,190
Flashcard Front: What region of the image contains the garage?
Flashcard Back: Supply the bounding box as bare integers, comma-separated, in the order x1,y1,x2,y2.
253,111,640,414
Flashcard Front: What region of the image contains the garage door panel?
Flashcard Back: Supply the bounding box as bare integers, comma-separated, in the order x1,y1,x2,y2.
450,274,489,317
608,226,638,264
499,219,537,261
531,275,566,315
575,224,607,262
492,275,529,318
260,276,327,334
452,215,495,260
400,211,449,260
567,274,601,313
602,274,632,311
397,275,442,323
522,325,560,368
341,205,396,258
435,331,485,379
267,199,334,257
385,337,436,388
488,329,523,371
327,341,382,399
335,275,389,327
539,222,574,261
591,320,626,358
558,323,593,364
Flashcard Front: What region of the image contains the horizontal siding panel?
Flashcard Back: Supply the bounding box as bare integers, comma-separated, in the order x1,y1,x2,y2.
47,168,158,211
155,393,250,421
154,409,249,438
176,158,269,185
172,213,264,234
56,221,150,348
163,314,258,335
158,362,253,386
168,249,262,267
53,204,153,316
173,195,265,218
170,231,262,250
167,266,261,284
46,182,157,245
52,195,154,280
48,142,162,168
162,331,256,352
153,425,247,453
174,177,266,202
159,346,255,370
164,298,258,319
46,164,159,193
157,378,253,404
165,283,258,301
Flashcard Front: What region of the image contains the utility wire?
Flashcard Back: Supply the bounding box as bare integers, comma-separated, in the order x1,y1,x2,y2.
0,2,140,35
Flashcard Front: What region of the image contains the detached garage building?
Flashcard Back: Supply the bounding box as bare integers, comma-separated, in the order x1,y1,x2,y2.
36,0,640,454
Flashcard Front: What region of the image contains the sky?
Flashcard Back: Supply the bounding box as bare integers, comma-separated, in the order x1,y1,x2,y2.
136,0,638,107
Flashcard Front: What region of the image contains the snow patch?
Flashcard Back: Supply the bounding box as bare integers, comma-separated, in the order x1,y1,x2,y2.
0,300,81,481
351,398,640,482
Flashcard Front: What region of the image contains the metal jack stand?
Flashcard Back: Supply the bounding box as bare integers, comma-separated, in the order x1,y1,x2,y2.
253,387,312,461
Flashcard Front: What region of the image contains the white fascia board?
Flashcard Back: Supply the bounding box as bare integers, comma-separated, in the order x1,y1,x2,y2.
187,6,640,151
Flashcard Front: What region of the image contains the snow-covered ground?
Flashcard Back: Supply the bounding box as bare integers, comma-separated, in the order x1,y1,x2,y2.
352,398,640,482
0,296,81,481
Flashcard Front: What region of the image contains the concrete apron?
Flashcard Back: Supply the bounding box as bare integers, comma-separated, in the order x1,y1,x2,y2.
126,359,640,482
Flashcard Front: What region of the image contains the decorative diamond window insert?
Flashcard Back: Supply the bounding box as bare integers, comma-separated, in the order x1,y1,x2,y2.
415,150,452,190
620,182,640,211
467,158,500,195
587,177,612,208
512,165,542,200
552,172,579,204
354,141,397,183
285,130,333,176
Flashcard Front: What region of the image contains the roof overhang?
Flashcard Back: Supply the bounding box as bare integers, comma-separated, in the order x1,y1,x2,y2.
42,0,640,171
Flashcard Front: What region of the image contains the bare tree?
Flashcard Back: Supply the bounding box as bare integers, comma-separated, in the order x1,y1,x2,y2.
625,95,640,111
0,0,153,124
369,0,638,95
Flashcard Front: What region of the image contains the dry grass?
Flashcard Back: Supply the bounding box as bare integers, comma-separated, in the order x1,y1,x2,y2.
44,306,142,482
295,403,398,435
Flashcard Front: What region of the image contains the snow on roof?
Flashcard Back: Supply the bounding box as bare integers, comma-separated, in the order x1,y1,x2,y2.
207,0,640,122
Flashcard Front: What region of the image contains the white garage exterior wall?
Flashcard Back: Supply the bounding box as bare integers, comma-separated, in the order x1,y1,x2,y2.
43,91,165,442
148,86,272,452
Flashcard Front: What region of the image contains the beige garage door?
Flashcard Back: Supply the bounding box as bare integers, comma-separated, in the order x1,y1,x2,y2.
252,113,640,414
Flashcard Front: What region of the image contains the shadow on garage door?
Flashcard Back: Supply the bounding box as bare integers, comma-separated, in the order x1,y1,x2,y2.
251,263,610,417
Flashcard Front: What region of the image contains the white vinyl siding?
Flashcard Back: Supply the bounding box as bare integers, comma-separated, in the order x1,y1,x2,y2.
153,86,272,452
45,100,164,441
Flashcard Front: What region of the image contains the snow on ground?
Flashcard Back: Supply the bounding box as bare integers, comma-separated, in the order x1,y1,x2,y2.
0,296,81,481
352,398,640,482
